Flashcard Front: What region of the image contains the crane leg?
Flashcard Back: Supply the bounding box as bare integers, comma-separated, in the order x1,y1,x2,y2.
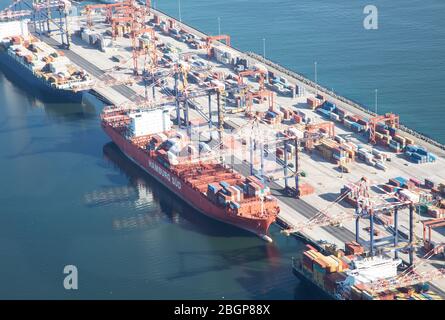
260,143,264,177
295,138,299,198
284,140,289,190
217,91,223,144
409,205,414,266
370,213,375,256
185,101,190,134
208,93,212,129
355,209,360,243
174,75,180,126
394,208,399,259
249,137,254,176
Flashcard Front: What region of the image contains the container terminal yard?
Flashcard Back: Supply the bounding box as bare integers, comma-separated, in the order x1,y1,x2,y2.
1,0,445,300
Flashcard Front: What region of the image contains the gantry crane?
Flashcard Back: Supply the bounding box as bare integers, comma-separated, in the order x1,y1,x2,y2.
369,112,399,144
281,177,370,237
282,176,419,263
83,1,131,28
131,26,156,75
205,34,231,58
236,68,273,114
237,69,266,88
107,3,154,76
304,121,335,149
422,218,445,252
238,124,323,197
110,15,133,39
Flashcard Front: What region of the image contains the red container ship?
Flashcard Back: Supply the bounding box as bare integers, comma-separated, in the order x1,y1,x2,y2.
101,106,280,241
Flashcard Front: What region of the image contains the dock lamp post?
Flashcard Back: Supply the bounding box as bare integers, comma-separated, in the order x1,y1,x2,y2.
263,38,269,83
178,0,182,22
374,89,378,115
314,61,318,97
262,38,266,60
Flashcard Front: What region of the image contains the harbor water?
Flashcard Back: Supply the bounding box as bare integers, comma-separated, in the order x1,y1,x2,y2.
0,0,443,299
155,0,445,144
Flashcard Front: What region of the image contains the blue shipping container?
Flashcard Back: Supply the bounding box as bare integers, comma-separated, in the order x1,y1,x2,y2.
394,177,407,187
208,184,218,192
316,108,331,118
220,181,230,189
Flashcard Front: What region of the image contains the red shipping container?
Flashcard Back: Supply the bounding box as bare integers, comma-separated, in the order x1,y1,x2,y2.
307,97,316,107
348,116,359,123
293,114,302,123
409,178,422,187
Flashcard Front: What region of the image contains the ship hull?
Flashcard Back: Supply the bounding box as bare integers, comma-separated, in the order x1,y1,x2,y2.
292,262,337,300
102,123,276,240
0,50,85,103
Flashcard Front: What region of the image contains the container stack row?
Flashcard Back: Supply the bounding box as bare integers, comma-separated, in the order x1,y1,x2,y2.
207,176,271,209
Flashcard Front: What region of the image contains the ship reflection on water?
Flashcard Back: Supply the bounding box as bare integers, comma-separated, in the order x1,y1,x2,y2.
83,182,167,231
100,142,253,238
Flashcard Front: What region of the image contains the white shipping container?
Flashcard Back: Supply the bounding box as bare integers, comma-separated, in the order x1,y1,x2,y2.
375,161,386,171
254,63,268,73
399,189,420,203
99,36,112,49
0,19,30,40
167,151,179,165
49,63,68,74
334,135,345,144
158,133,168,141
230,186,241,202
89,33,99,45
210,79,225,90
287,127,304,139
330,113,340,122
